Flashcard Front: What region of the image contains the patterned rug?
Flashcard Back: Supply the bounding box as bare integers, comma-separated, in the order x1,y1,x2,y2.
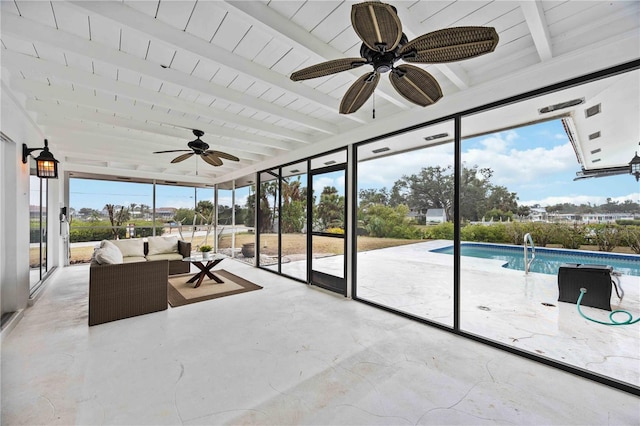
167,270,262,307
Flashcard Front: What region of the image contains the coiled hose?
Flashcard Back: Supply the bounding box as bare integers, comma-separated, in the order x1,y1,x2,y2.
578,288,640,326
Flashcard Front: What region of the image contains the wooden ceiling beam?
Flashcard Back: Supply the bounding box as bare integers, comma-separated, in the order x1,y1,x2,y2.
70,0,361,126
2,12,338,135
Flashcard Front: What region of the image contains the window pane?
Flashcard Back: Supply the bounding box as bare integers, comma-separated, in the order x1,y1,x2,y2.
258,170,280,270
459,69,640,388
281,162,308,281
217,186,234,254
233,182,254,264
29,174,42,288
69,178,152,262
356,122,455,327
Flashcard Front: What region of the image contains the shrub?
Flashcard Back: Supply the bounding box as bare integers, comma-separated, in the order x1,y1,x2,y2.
460,223,508,243
529,222,554,247
504,222,528,245
69,220,163,243
620,226,640,253
554,223,585,249
422,222,454,240
589,224,621,252
616,219,640,226
361,204,420,239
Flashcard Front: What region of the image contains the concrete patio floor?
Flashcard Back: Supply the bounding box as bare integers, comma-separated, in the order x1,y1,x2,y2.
278,240,640,388
2,259,639,424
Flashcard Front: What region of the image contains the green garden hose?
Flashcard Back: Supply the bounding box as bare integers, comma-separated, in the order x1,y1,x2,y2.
578,288,640,326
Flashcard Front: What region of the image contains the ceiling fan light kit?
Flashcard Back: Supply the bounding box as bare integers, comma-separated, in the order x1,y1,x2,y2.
290,1,499,114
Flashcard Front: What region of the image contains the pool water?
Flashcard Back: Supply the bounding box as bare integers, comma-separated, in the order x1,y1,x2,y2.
431,243,640,276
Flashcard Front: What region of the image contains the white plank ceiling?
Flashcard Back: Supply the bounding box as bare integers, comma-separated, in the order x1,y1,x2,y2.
1,0,638,185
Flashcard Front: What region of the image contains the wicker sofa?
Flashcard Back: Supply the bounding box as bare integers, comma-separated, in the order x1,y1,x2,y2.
88,237,192,326
145,240,191,275
89,259,169,326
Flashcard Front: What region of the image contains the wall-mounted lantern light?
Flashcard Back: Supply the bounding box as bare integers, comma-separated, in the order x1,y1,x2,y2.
22,139,59,179
630,151,640,182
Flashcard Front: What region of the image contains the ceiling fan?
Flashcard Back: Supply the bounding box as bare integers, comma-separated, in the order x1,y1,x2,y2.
153,129,240,167
290,1,499,114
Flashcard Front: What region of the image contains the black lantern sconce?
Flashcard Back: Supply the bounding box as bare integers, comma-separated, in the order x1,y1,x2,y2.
22,139,59,179
630,151,640,182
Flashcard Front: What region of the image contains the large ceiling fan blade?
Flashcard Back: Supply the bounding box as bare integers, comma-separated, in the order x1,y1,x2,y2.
291,58,367,81
153,149,191,154
390,64,442,107
351,1,402,52
201,152,223,167
171,152,194,163
207,150,239,162
400,26,499,63
339,72,380,114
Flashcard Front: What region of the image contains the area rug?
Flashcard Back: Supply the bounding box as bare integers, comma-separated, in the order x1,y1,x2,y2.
167,270,262,307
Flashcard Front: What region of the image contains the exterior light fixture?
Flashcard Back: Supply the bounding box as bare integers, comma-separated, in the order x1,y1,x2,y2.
630,151,640,181
538,98,584,114
22,139,59,179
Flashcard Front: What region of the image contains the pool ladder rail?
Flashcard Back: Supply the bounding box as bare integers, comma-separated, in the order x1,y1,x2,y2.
524,233,536,274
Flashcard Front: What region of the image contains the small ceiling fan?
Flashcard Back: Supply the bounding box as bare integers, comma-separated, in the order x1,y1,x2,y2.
290,1,499,114
153,129,240,167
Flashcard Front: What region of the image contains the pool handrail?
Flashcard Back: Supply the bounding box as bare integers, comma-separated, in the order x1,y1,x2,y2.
524,233,535,274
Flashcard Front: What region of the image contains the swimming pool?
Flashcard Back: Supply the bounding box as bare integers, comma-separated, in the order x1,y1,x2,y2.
431,243,640,276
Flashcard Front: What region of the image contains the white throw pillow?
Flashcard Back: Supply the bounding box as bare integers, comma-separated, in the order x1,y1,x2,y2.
95,240,124,265
147,236,179,256
111,239,145,258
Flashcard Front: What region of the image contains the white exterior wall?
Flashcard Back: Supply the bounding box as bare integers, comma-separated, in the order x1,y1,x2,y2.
1,81,56,315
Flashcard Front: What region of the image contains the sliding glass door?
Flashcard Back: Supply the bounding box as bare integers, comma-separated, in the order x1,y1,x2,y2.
29,173,48,292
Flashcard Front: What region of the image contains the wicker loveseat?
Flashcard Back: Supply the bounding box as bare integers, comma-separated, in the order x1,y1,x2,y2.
88,237,192,326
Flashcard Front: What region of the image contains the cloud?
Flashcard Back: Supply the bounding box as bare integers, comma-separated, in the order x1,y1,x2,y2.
463,133,576,186
314,176,339,192
160,198,195,209
218,194,249,208
520,192,640,207
357,132,577,191
358,144,454,189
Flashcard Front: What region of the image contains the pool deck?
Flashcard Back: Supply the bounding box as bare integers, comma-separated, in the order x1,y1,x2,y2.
279,240,640,388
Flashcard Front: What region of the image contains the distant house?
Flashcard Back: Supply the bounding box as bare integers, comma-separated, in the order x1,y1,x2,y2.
406,209,424,223
30,205,46,219
154,207,177,220
529,207,548,222
426,208,447,223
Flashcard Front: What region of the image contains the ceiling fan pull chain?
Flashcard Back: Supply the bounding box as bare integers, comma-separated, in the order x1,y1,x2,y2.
372,92,376,119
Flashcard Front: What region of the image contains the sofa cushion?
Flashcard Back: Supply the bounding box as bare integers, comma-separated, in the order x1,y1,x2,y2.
94,240,124,265
146,253,184,262
112,239,145,258
147,236,179,256
122,256,148,263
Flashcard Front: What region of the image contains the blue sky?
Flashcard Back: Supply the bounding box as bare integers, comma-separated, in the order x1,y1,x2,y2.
66,119,639,211
357,119,639,207
68,180,212,211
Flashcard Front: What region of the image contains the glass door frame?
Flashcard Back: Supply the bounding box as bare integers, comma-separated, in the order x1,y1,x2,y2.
307,163,348,296
29,170,49,296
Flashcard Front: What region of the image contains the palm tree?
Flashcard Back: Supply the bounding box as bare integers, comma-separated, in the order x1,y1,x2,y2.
139,204,150,219
104,204,130,239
